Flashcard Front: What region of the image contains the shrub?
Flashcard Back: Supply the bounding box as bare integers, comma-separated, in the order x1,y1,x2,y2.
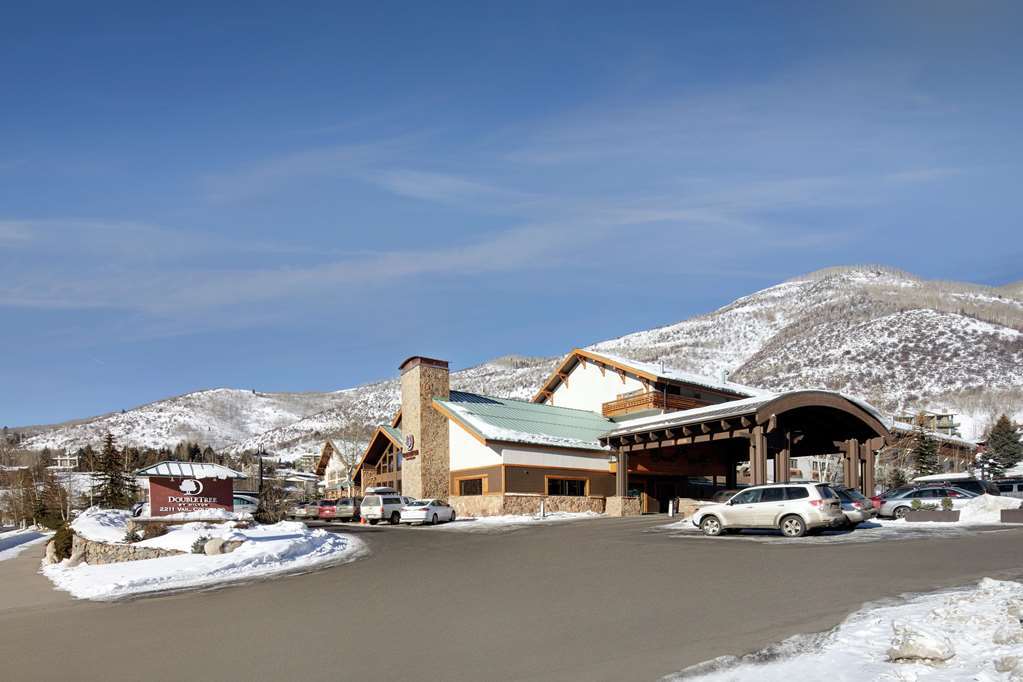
142,523,168,540
191,536,210,554
941,497,954,512
52,525,73,561
911,498,922,510
123,529,142,544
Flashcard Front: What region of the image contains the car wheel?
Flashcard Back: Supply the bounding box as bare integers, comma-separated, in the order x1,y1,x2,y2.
389,512,400,525
449,511,456,522
369,519,379,526
431,513,439,526
699,516,723,537
893,506,910,520
780,515,806,538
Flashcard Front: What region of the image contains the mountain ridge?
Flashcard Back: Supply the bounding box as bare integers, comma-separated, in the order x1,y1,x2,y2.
17,265,1023,455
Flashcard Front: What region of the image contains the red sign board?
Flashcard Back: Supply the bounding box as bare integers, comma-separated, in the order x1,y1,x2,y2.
148,476,234,516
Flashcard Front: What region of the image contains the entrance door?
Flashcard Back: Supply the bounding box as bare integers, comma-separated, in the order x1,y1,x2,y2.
654,481,676,514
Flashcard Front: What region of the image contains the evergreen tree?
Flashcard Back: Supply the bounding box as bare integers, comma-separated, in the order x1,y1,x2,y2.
911,423,941,477
986,415,1023,479
95,433,134,509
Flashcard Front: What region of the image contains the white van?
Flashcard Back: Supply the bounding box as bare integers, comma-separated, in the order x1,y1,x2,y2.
361,489,413,525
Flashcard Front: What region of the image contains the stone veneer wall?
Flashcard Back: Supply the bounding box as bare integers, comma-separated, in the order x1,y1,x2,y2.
449,494,605,517
400,360,450,500
605,496,642,517
72,533,184,565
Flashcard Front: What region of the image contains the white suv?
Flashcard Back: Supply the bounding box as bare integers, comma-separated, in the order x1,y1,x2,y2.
361,489,414,525
691,483,844,538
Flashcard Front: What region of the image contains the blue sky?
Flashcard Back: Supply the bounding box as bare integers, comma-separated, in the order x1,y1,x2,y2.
2,1,1021,426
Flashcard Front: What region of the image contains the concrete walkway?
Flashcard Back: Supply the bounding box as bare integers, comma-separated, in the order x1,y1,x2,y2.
2,516,1022,681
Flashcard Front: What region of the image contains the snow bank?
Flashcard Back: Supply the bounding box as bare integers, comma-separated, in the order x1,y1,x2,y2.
46,516,367,600
71,508,134,543
958,494,1022,524
670,578,1023,681
145,508,252,522
434,511,602,533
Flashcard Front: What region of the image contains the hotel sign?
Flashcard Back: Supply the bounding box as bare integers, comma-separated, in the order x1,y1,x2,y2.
149,476,234,516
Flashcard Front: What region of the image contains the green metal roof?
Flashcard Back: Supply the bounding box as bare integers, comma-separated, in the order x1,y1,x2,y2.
381,424,404,447
435,390,613,451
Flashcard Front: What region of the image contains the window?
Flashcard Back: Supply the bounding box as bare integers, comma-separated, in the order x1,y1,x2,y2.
784,487,809,500
998,483,1015,493
459,478,483,496
760,488,785,503
547,478,587,496
731,489,761,504
384,497,400,504
816,485,836,499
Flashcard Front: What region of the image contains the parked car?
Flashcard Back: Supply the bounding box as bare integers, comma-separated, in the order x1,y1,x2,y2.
233,493,260,515
287,501,319,521
691,483,845,538
996,479,1023,499
331,496,362,521
877,486,977,519
911,475,999,497
711,488,745,504
400,499,456,525
833,486,877,527
361,493,413,525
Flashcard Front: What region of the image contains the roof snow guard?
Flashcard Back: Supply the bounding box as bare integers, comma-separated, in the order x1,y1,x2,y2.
135,461,245,479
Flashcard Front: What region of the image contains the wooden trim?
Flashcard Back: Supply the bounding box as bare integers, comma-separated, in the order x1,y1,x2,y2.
505,462,611,475
544,473,590,496
431,401,488,445
453,474,489,495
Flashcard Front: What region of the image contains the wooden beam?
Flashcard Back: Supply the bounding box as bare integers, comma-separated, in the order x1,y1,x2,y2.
700,423,712,434
617,368,627,384
740,416,752,428
682,425,693,437
720,419,732,432
664,429,676,439
766,414,778,434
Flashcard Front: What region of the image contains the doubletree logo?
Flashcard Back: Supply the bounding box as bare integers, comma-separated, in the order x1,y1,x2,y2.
178,479,204,496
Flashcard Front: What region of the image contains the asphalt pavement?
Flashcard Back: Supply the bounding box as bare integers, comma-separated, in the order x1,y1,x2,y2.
2,516,1022,681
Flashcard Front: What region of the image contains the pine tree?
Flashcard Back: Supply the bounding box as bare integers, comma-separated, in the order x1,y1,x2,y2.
986,415,1022,479
911,423,941,477
95,433,135,509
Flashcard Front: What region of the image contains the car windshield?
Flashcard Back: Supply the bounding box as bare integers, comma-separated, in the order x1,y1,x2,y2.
408,500,431,506
336,498,351,505
816,485,836,499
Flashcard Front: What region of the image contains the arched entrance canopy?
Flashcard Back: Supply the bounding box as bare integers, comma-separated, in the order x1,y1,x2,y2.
600,390,891,498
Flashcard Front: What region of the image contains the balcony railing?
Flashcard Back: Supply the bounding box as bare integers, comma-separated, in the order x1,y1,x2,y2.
602,391,705,418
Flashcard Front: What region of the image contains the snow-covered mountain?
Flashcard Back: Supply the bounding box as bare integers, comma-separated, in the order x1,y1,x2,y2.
17,389,345,453
18,266,1023,456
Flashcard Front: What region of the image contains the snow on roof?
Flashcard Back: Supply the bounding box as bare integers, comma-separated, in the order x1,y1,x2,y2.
912,472,975,482
604,394,777,437
891,421,977,448
436,391,613,451
604,389,892,439
581,349,770,398
135,461,245,479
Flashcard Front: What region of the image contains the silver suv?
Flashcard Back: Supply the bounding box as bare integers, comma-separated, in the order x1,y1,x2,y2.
691,483,844,538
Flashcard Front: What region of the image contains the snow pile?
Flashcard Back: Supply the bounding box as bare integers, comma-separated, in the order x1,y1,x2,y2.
435,511,602,533
671,578,1023,681
958,494,1022,524
46,513,367,600
71,508,134,543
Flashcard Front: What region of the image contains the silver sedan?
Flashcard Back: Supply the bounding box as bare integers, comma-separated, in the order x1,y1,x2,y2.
879,486,976,519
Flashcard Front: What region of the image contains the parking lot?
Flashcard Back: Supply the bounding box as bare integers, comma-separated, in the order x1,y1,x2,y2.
3,514,1023,681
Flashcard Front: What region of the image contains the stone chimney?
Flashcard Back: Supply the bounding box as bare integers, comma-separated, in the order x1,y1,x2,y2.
398,356,450,499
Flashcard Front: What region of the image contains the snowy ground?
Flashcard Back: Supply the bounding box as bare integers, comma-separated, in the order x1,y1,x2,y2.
427,511,603,533
43,508,367,600
668,577,1023,681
